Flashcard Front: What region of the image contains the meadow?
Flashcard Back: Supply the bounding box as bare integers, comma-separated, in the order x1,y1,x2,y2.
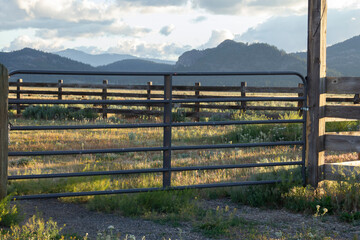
2,85,360,239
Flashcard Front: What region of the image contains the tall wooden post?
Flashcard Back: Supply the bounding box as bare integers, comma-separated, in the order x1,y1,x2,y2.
16,78,22,115
240,82,247,112
58,79,63,100
0,64,8,199
102,79,108,119
163,75,172,188
147,81,152,111
306,0,327,187
194,82,200,122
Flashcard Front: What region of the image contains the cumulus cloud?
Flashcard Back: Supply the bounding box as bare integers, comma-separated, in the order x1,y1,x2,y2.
2,35,65,52
0,0,151,38
35,21,151,39
235,9,360,53
191,0,307,16
115,0,188,7
108,40,191,60
328,0,360,9
159,25,175,36
191,16,207,23
235,15,307,52
198,30,234,49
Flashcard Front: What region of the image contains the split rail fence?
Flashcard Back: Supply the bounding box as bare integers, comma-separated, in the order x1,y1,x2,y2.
8,79,358,120
320,77,360,181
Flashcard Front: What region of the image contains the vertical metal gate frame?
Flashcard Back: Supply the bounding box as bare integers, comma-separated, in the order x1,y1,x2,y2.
7,70,308,200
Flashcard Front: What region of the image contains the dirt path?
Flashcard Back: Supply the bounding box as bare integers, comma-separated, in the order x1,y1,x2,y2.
17,199,209,240
201,199,360,239
15,199,360,240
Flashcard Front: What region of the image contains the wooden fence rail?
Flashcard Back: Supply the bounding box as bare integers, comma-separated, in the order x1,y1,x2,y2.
8,79,360,120
321,77,360,181
9,80,308,119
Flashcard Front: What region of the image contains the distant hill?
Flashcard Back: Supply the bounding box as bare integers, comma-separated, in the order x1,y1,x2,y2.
97,59,173,72
292,35,360,76
176,40,306,73
55,49,137,67
0,48,173,84
2,35,359,85
174,40,308,86
55,49,176,67
0,48,98,82
0,48,95,73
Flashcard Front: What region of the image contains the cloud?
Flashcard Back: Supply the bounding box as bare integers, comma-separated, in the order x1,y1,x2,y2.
107,40,191,60
198,30,234,49
34,20,151,39
115,0,188,7
235,9,360,52
328,0,360,9
2,35,65,52
159,25,175,36
191,16,207,23
191,0,307,16
0,0,151,39
235,15,307,52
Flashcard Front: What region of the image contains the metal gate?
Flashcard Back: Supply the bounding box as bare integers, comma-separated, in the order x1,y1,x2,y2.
8,70,307,199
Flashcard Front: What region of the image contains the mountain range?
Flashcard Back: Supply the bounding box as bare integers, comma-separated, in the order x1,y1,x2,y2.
1,35,360,86
55,49,175,67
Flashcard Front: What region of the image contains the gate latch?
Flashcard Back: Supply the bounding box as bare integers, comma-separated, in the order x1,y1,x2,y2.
300,107,309,111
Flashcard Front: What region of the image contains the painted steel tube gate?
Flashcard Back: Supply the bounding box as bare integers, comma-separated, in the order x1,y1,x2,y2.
8,70,308,200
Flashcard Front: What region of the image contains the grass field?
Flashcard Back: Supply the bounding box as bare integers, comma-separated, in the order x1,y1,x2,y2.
2,88,360,239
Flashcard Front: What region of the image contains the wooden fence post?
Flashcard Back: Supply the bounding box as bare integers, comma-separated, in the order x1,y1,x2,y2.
0,64,9,200
241,82,247,112
306,0,327,188
58,79,63,100
298,83,304,117
102,80,108,119
195,82,200,122
16,78,22,115
147,81,152,111
163,75,172,187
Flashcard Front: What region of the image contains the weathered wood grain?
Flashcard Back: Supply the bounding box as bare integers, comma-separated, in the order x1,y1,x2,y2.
0,64,8,199
306,0,327,187
325,106,360,119
326,77,360,94
325,132,360,152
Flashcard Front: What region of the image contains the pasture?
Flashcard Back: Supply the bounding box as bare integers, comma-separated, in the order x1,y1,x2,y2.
2,78,359,239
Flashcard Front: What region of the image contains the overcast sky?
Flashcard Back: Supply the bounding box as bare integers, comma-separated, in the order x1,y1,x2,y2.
1,0,360,60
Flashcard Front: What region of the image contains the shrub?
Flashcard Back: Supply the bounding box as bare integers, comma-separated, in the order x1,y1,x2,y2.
23,106,98,121
0,195,22,227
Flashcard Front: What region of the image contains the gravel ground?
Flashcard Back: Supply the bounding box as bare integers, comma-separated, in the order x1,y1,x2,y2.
201,199,360,239
14,198,360,240
16,199,209,240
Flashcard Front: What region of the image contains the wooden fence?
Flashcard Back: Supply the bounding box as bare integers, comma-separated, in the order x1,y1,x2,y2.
320,77,360,181
8,79,359,120
8,79,307,119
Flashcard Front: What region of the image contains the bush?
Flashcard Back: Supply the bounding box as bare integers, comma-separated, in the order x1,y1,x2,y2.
0,195,22,227
23,106,98,121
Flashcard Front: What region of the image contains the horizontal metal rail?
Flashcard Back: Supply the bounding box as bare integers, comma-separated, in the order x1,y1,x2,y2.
8,161,302,180
9,141,303,157
11,119,305,131
8,70,307,199
9,70,306,80
12,180,284,200
9,96,305,105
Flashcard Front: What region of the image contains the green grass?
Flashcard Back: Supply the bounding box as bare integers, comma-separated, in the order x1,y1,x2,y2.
0,195,22,227
5,103,360,239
